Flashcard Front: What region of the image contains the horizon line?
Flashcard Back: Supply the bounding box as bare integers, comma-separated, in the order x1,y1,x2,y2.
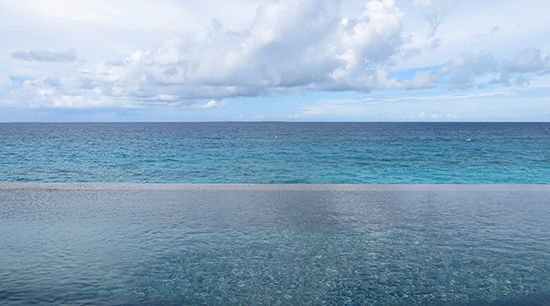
1,120,550,124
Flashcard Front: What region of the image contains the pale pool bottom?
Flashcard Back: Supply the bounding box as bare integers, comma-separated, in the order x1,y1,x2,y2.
1,184,549,305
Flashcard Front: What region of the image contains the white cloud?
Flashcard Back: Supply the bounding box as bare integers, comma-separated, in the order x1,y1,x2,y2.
484,48,550,87
332,0,404,80
1,0,550,121
400,68,444,89
11,48,77,62
413,0,454,36
446,52,498,89
434,48,550,90
299,87,547,121
504,48,550,74
43,76,63,87
191,100,227,109
0,74,11,88
29,0,413,106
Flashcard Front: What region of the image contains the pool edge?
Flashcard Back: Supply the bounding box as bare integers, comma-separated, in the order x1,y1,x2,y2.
1,182,549,192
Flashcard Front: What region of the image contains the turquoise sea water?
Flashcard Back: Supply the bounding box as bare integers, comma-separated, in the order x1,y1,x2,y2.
1,122,549,183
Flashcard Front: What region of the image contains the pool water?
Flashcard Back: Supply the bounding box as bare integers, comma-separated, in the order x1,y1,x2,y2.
1,184,550,305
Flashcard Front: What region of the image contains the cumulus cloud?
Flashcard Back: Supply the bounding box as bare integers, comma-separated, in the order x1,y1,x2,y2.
79,0,412,104
3,0,482,110
504,48,550,74
11,48,77,62
439,48,550,89
399,68,445,89
490,48,550,87
3,0,548,112
333,0,404,75
446,52,498,89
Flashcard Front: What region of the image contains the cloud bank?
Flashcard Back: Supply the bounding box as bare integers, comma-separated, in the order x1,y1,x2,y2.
2,0,549,116
89,0,413,103
3,0,411,108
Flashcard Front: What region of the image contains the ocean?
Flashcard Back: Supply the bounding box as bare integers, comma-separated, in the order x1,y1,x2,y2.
1,122,549,183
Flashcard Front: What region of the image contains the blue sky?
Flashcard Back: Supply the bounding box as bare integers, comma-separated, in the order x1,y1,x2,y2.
1,0,549,122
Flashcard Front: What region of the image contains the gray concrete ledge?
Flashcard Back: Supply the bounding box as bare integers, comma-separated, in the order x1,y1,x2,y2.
0,182,549,192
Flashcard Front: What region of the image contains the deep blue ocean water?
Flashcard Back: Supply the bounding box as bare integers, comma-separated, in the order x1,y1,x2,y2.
1,122,549,183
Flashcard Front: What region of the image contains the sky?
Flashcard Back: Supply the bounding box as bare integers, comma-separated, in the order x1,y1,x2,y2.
1,0,549,122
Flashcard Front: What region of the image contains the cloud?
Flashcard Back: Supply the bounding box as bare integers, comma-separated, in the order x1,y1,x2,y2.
43,76,62,87
490,48,550,87
0,74,12,89
441,48,550,89
446,52,498,89
399,68,444,89
190,100,227,109
334,0,404,73
413,0,454,36
3,0,549,115
504,48,550,74
11,48,77,62
80,0,408,104
300,89,520,121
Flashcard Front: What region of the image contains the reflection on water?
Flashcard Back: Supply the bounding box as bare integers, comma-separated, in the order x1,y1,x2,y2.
1,185,550,305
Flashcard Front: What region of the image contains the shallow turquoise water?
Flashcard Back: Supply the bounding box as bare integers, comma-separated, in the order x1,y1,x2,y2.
1,122,549,183
1,184,550,305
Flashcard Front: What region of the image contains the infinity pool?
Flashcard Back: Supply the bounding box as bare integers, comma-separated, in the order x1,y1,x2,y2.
1,184,549,305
